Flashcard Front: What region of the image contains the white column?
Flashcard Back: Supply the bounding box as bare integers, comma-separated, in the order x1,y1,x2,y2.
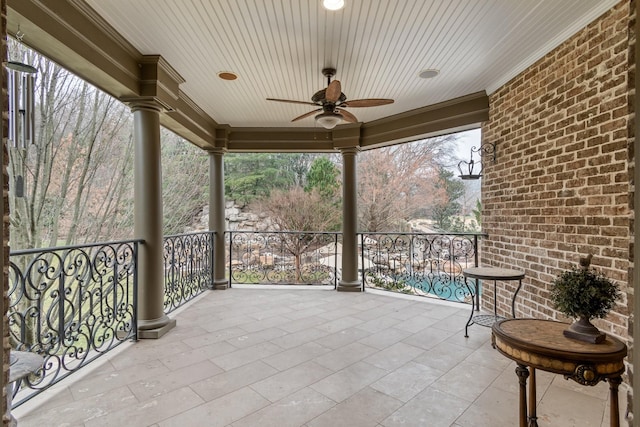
131,101,176,338
209,149,229,289
338,147,362,291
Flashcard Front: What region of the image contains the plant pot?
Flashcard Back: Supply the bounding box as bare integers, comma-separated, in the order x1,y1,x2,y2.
563,316,606,344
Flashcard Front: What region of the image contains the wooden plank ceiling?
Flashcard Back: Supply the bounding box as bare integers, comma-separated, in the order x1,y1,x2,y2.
76,0,616,129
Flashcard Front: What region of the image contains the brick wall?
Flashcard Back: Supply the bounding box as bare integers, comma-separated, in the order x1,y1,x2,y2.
481,0,631,339
629,0,637,421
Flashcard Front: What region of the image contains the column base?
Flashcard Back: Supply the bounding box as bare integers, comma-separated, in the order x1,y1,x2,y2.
337,280,362,292
212,279,229,290
137,315,176,339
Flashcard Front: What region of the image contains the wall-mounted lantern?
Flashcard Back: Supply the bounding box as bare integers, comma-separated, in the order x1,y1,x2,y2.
457,142,496,180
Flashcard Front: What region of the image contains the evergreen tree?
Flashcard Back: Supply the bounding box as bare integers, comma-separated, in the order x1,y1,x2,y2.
430,167,465,231
304,156,340,200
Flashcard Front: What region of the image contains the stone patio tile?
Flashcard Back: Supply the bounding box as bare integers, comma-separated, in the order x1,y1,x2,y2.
364,342,425,371
269,327,331,349
69,359,170,400
230,387,336,427
190,360,279,402
356,327,413,350
453,385,519,427
310,361,388,403
127,359,223,401
262,341,332,371
250,360,333,402
370,361,444,402
430,361,502,402
313,327,372,350
314,342,379,371
382,387,471,427
307,387,402,427
16,385,138,427
159,340,238,371
157,386,270,427
209,341,283,370
84,386,203,427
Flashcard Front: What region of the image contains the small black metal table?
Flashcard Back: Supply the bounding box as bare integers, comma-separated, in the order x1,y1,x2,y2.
463,266,525,337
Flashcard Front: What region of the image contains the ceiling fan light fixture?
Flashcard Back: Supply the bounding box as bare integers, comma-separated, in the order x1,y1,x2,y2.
315,111,343,129
323,0,345,11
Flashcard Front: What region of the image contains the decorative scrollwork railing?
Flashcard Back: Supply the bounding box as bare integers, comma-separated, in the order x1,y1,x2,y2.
227,231,340,287
163,231,213,313
8,239,140,406
360,233,483,303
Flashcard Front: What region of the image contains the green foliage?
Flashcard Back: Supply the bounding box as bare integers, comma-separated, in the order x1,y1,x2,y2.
225,153,313,205
550,265,620,320
366,272,413,294
430,167,465,231
472,199,482,226
304,156,340,199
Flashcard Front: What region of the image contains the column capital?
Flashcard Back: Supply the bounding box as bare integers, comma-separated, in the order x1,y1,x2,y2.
138,55,184,109
120,96,169,113
333,123,362,150
207,147,228,156
339,146,361,156
213,126,231,149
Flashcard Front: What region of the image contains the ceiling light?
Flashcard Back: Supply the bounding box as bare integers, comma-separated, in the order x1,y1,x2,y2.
418,69,439,79
323,0,345,11
217,71,237,81
315,111,343,129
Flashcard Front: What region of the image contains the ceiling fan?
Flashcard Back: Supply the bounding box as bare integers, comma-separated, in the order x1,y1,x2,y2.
266,68,394,129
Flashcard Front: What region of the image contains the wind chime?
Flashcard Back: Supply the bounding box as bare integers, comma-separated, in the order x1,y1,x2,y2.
8,28,37,148
7,27,38,197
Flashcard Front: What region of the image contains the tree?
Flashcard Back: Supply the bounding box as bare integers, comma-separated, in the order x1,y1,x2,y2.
8,43,135,249
472,199,482,227
429,167,465,231
357,136,455,232
161,129,209,235
224,153,315,206
252,186,341,281
304,156,340,200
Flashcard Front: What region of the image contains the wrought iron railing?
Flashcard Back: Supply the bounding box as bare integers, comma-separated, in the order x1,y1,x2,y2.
360,233,483,303
6,230,481,406
8,239,140,406
224,231,482,300
226,231,340,287
163,231,214,313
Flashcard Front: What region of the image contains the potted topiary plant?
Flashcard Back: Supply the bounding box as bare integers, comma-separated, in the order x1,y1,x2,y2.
549,254,620,344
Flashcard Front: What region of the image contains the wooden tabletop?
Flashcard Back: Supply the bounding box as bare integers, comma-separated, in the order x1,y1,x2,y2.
463,267,525,280
492,319,627,379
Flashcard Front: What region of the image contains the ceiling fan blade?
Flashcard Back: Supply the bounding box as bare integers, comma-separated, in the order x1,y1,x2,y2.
267,98,318,106
325,80,342,102
291,109,322,122
342,98,394,107
337,108,358,123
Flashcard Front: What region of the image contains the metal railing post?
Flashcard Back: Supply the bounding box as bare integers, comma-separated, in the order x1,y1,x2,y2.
334,233,339,289
360,233,365,291
227,231,233,288
133,241,139,341
209,231,215,290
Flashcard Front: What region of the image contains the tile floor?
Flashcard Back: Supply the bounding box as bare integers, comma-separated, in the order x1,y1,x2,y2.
13,287,627,427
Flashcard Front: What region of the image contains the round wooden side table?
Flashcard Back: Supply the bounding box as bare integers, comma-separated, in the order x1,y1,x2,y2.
492,319,627,427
